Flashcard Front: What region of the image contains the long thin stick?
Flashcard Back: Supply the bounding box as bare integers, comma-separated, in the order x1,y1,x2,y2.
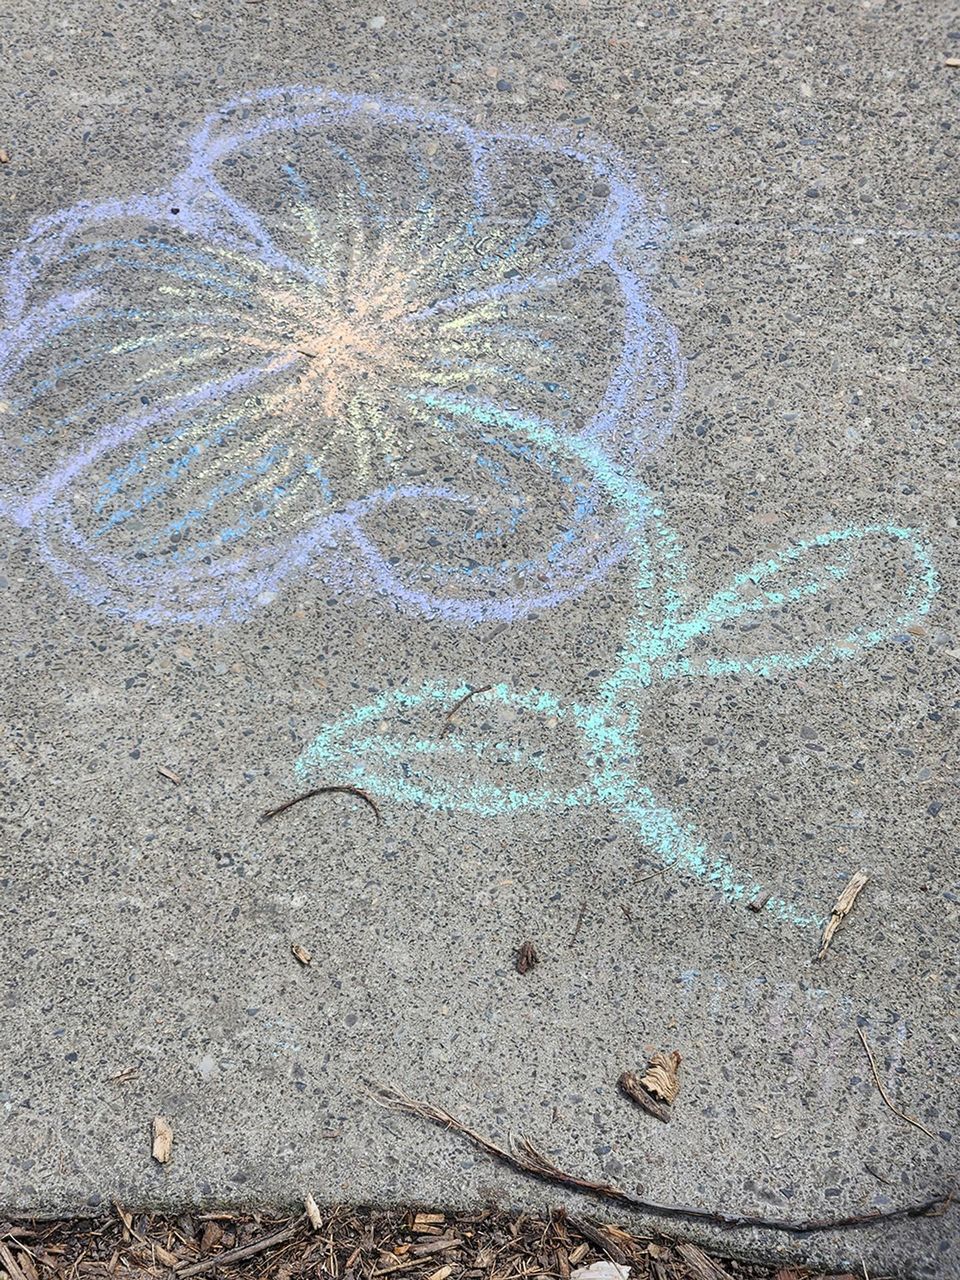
440,685,492,736
857,1028,937,1140
260,785,380,823
368,1081,951,1235
176,1222,301,1277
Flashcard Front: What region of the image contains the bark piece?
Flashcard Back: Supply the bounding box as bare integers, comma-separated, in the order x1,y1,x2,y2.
619,1050,681,1122
817,870,868,961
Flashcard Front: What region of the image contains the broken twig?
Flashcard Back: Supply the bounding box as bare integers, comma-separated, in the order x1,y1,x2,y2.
367,1080,952,1234
817,870,868,961
176,1221,302,1276
260,785,380,824
857,1027,937,1140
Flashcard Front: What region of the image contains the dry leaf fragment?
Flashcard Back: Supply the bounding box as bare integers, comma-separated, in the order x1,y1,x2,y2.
425,1268,453,1280
515,940,540,974
291,942,313,966
200,1222,223,1253
157,765,182,784
817,870,868,961
304,1192,322,1230
152,1115,173,1164
619,1050,681,1122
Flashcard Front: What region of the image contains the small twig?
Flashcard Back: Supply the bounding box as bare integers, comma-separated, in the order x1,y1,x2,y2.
176,1221,301,1277
569,899,587,946
440,684,492,736
636,864,669,885
857,1027,937,1140
367,1080,952,1235
260,785,380,823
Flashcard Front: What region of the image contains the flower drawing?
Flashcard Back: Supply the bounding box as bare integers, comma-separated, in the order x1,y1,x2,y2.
0,87,939,926
0,86,683,625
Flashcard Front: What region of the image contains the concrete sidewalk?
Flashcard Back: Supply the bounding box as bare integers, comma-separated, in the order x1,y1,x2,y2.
1,3,957,1276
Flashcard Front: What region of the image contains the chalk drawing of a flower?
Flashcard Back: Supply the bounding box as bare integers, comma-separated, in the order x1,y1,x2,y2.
0,87,683,625
294,403,939,928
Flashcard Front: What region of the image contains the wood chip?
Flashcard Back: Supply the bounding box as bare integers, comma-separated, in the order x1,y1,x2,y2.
14,1251,37,1280
157,765,182,784
153,1242,181,1268
618,1050,681,1123
514,940,540,974
0,1242,30,1280
151,1115,173,1164
747,889,770,912
291,942,313,966
568,1219,630,1265
409,1237,462,1256
676,1242,732,1279
413,1214,445,1226
945,57,960,67
304,1192,322,1230
0,150,9,165
817,870,868,961
425,1267,453,1280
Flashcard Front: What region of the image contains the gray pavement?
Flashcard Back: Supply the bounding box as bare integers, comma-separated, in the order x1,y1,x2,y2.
1,3,958,1276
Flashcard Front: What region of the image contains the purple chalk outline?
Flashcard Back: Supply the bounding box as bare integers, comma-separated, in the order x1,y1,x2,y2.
0,85,685,626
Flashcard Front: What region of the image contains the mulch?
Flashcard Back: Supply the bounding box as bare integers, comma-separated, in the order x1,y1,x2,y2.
0,1206,866,1280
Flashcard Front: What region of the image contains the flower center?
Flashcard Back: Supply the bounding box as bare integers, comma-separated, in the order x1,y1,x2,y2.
265,247,416,426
